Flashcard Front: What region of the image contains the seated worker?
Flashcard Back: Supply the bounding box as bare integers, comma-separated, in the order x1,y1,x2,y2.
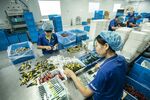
127,15,141,28
37,22,58,55
108,16,124,31
64,31,127,100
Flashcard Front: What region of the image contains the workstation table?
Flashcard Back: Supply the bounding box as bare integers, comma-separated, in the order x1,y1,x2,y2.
0,50,90,100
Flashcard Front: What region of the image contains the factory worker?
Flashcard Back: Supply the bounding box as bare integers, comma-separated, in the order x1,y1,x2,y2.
127,15,142,28
108,16,124,31
37,22,58,55
64,31,127,100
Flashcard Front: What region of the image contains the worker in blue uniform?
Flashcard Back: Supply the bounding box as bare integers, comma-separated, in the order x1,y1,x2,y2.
37,22,58,55
108,16,124,31
127,15,141,28
64,31,127,100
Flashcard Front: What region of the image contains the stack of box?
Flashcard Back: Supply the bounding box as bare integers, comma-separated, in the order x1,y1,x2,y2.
53,16,63,32
7,32,20,45
93,10,104,20
69,29,89,44
0,29,9,51
24,12,38,42
18,32,29,42
127,56,150,99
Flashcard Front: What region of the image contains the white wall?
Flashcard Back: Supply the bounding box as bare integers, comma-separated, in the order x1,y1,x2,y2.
99,0,128,19
61,0,88,26
0,0,149,25
0,0,9,24
127,0,150,13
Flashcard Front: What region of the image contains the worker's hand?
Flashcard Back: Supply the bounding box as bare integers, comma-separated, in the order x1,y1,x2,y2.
53,45,58,50
45,46,52,50
64,68,76,78
94,63,100,71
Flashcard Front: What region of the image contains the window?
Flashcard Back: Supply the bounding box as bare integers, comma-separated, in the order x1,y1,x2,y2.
113,4,121,12
89,2,100,13
38,1,61,16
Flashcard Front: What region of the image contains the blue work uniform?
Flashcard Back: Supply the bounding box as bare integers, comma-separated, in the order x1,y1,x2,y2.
88,55,127,100
127,17,136,28
37,33,58,55
108,19,118,31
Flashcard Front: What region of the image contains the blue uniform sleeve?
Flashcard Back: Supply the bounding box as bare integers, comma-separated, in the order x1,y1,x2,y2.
110,20,115,27
37,36,42,46
53,33,58,44
88,71,106,94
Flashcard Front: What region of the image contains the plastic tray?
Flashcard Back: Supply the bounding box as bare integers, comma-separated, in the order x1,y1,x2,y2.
7,41,35,64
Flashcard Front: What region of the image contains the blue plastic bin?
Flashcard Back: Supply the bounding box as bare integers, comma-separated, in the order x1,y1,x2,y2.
128,56,150,89
126,76,150,99
69,29,88,43
82,21,88,26
48,14,58,20
84,25,90,32
7,41,35,64
18,32,29,42
7,34,19,44
56,31,76,46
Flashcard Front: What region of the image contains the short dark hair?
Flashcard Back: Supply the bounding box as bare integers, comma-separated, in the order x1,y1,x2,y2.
95,35,115,52
45,30,52,33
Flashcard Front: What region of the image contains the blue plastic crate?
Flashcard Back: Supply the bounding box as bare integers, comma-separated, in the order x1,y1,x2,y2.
18,33,29,42
7,41,35,64
38,28,44,36
0,42,9,51
24,12,34,20
48,14,58,20
128,56,150,89
54,28,63,32
136,18,143,24
26,21,35,26
126,76,150,99
69,29,88,43
29,33,38,43
56,31,76,46
84,25,90,32
0,29,7,39
7,34,19,44
94,10,104,19
82,21,88,26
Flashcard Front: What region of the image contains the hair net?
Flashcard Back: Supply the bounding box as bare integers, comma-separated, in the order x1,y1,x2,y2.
99,31,123,51
117,16,124,23
42,22,53,31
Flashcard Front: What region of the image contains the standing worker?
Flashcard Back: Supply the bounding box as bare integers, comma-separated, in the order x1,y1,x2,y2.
127,15,141,28
108,16,124,31
37,22,58,55
64,31,127,100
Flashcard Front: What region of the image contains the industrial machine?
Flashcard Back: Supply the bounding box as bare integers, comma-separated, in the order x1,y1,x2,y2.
5,0,29,32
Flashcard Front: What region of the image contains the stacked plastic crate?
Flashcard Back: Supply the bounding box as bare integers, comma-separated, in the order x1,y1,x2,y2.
56,31,76,49
18,32,29,42
53,16,63,32
69,29,89,44
6,32,20,45
0,29,9,51
93,10,104,20
126,56,150,99
24,12,38,42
